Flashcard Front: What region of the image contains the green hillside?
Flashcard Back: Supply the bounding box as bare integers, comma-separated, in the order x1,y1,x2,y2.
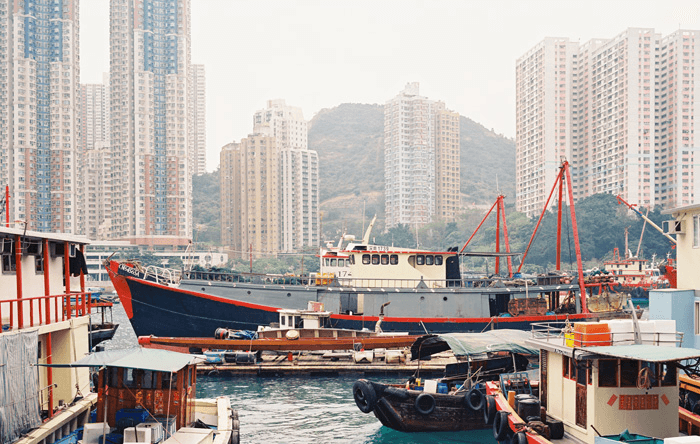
307,103,516,231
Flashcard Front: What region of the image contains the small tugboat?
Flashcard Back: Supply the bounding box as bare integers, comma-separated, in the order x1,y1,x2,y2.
351,329,538,432
484,308,700,443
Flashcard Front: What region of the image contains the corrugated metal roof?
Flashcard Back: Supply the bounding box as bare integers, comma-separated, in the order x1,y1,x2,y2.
579,345,700,362
40,348,202,372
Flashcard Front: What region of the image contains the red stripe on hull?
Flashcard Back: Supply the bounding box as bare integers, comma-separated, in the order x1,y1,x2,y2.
110,263,608,326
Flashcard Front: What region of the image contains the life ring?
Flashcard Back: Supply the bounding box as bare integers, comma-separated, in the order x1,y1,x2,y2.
466,387,485,411
483,395,497,425
493,410,510,441
414,393,436,415
352,379,377,413
511,431,528,444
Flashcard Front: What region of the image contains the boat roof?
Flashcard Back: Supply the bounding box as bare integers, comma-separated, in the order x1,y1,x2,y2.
0,226,91,245
577,344,700,363
40,348,201,372
410,329,538,360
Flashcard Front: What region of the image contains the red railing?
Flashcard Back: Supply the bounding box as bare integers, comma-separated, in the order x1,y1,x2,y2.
0,292,92,330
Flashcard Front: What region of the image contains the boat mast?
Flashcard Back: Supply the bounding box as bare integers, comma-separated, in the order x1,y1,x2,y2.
616,195,677,245
517,160,587,313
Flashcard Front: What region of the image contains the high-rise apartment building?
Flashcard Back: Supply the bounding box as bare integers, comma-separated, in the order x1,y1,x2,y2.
384,83,460,229
79,75,112,240
220,136,280,259
516,28,699,216
515,38,578,217
435,108,461,222
0,0,81,233
110,0,192,241
189,64,206,176
253,100,319,253
656,30,700,208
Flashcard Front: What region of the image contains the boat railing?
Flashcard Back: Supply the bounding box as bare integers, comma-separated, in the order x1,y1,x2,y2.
0,292,93,331
179,269,582,290
530,321,684,347
143,265,181,285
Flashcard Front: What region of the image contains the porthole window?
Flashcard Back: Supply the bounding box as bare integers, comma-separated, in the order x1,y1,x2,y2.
435,256,443,266
390,254,398,265
372,254,380,265
362,254,370,265
381,254,389,265
416,255,425,265
426,255,434,265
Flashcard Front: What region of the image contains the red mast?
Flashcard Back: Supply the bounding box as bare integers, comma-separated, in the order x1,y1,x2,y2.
517,161,588,313
461,195,513,278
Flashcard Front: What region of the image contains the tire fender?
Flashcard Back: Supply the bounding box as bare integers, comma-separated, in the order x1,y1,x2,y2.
511,431,528,444
493,410,511,441
466,387,485,411
352,379,377,414
483,395,497,425
414,393,436,415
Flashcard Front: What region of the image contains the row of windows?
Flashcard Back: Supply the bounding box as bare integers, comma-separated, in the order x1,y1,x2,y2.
360,253,444,266
562,355,676,388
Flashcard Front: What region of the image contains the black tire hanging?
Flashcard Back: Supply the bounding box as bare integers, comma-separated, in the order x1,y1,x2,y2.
414,393,436,415
483,395,497,425
493,410,510,441
352,379,377,414
511,431,528,444
466,387,485,411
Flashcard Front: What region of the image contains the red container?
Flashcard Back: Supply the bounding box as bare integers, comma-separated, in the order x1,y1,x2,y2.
573,323,611,347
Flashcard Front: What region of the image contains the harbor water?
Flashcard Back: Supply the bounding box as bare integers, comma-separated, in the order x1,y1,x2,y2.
102,304,497,443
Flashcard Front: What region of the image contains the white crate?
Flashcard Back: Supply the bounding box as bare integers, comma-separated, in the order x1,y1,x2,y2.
83,423,111,444
136,422,165,443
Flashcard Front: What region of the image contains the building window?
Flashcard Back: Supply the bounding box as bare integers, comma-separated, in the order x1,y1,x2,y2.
695,301,700,335
694,215,700,248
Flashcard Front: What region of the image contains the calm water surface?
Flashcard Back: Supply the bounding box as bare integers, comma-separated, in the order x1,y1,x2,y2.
100,303,496,443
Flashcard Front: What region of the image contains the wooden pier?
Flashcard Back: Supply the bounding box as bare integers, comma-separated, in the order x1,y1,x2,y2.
196,350,458,377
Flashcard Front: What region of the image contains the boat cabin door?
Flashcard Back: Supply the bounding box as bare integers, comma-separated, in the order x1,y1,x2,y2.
575,360,589,428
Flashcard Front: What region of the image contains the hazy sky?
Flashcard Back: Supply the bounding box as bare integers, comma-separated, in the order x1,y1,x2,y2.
80,0,699,172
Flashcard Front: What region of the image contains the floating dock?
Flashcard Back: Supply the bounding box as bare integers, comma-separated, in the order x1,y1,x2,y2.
196,350,457,377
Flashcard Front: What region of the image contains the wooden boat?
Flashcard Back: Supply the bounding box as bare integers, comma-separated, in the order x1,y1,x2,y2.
139,302,418,355
483,314,700,443
351,329,537,432
44,348,239,444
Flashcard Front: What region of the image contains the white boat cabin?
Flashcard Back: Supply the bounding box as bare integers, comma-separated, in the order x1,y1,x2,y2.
528,319,699,443
319,242,460,289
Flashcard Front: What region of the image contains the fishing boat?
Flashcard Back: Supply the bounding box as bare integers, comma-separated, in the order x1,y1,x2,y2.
106,162,634,339
483,311,700,443
351,329,537,432
603,249,673,300
43,348,239,444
